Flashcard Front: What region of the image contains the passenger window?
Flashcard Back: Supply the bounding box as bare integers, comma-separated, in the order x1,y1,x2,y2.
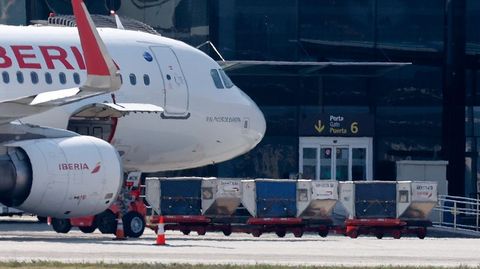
16,71,24,84
45,73,52,84
30,72,39,84
210,69,224,89
129,74,136,85
73,73,80,85
219,69,234,88
2,72,9,83
143,74,150,86
59,72,66,84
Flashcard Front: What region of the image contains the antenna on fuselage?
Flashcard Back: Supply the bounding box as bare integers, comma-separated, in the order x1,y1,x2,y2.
110,10,125,30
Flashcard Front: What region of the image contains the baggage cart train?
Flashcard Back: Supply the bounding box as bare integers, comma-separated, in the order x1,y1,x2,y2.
145,177,437,239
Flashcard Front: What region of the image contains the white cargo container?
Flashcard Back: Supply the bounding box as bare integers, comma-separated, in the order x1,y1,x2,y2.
297,180,338,219
397,181,438,219
202,178,242,216
339,181,438,220
241,180,257,217
338,181,355,218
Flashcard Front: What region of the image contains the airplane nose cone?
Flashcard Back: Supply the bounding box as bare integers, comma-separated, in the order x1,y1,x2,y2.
252,103,266,143
237,87,266,149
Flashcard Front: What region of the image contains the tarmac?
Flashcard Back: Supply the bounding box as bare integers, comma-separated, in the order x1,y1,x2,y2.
0,216,480,267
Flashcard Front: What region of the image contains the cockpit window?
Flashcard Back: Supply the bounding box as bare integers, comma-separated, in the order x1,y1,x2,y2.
219,69,234,88
210,69,224,89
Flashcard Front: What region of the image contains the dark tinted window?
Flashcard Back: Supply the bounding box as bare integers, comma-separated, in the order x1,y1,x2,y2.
73,73,81,84
219,69,234,88
210,69,224,89
129,74,136,85
45,73,52,84
30,72,38,84
16,71,24,84
2,72,9,83
143,74,150,86
59,72,66,84
377,1,444,51
233,0,297,60
467,0,480,54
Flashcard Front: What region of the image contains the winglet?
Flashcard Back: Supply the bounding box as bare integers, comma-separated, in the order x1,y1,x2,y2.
72,0,121,91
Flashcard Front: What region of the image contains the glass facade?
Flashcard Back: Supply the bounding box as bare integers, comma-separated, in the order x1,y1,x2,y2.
17,0,480,196
1,0,26,25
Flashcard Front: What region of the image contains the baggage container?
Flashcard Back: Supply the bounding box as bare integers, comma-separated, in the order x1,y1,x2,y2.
339,181,397,219
145,177,202,216
242,179,297,218
202,178,242,216
297,180,338,219
397,181,437,219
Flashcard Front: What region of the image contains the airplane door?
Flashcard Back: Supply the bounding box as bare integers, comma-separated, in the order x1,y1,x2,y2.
150,46,189,115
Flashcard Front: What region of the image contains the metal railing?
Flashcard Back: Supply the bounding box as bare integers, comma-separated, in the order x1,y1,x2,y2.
432,194,480,232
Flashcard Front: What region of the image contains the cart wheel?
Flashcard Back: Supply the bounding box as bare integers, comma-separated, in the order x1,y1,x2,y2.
222,229,232,236
252,230,262,237
96,210,117,234
347,229,358,239
197,227,206,236
375,232,384,239
318,230,328,238
181,230,191,235
79,225,97,233
292,228,304,238
275,230,286,238
51,218,72,234
417,228,427,239
392,230,402,239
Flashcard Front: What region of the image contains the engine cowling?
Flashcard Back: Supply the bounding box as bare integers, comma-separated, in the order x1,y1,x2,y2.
0,136,122,218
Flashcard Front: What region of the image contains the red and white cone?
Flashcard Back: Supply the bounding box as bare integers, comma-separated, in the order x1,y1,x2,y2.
155,216,166,245
113,217,126,240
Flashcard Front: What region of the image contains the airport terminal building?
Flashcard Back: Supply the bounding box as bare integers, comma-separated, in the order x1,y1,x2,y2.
5,0,480,197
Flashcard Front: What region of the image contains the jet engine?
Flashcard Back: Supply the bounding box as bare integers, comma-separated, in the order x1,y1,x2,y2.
0,136,122,218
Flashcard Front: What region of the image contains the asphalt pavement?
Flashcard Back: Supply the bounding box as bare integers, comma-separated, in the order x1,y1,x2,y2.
0,216,479,267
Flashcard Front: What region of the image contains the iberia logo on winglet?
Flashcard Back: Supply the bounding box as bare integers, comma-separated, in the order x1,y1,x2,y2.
91,162,101,174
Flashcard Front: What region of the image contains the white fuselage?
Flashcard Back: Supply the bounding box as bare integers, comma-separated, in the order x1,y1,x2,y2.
0,25,266,172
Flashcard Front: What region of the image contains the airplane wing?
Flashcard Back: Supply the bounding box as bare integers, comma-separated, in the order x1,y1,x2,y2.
219,60,411,77
0,0,121,125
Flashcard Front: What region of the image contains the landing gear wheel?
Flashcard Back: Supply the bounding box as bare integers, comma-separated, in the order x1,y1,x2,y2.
222,228,232,236
79,225,97,233
292,228,304,238
252,230,262,237
51,218,72,234
392,230,402,239
318,230,329,238
417,228,427,239
375,232,384,239
181,230,191,235
275,230,286,238
96,210,117,234
122,211,145,238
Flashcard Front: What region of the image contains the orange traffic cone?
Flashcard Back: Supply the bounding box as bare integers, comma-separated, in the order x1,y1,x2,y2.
113,217,126,240
155,216,166,245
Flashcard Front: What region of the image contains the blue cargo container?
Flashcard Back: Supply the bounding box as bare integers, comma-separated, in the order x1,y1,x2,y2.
355,182,396,218
160,178,202,215
255,179,297,218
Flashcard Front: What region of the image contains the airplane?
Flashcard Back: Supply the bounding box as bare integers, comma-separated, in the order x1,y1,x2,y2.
0,0,266,219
